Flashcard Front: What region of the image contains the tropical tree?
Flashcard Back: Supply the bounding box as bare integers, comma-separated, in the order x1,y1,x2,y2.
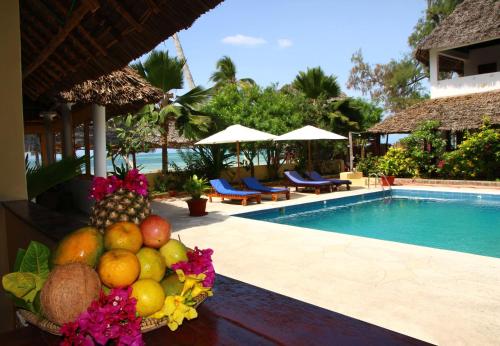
347,0,463,112
292,67,341,99
131,50,212,172
210,56,255,89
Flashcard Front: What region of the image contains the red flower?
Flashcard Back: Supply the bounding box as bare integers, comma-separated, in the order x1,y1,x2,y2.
172,247,215,287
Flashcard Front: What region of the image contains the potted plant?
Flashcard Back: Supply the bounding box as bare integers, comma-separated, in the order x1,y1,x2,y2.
183,175,209,216
377,147,417,186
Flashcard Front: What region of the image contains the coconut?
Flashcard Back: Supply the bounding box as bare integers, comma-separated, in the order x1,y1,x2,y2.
40,263,101,325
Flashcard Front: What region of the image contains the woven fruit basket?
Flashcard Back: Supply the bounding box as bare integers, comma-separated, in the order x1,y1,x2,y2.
17,292,209,335
3,170,215,344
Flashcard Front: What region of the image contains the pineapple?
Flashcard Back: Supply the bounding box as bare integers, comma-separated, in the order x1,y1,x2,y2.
89,188,151,231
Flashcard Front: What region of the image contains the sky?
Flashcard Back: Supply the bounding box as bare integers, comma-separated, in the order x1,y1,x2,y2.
141,0,428,97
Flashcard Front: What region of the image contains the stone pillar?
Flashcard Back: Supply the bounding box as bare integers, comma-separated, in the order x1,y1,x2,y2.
92,104,107,177
60,103,74,158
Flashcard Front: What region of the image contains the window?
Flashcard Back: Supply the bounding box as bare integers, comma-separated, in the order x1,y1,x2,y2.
477,63,497,74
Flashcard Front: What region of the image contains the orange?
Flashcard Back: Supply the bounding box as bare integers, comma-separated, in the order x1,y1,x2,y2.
131,279,165,316
104,222,143,253
97,249,140,288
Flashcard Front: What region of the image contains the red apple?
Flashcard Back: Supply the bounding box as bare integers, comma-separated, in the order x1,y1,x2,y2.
140,215,171,248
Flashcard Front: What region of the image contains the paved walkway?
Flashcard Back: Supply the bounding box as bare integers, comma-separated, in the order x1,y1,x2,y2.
152,186,500,345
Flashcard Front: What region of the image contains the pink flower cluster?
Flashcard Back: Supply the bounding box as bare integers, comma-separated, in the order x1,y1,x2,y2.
60,287,143,346
172,247,215,287
89,169,148,201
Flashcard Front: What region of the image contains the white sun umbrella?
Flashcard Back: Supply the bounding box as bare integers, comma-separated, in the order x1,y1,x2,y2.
275,125,347,173
195,124,277,180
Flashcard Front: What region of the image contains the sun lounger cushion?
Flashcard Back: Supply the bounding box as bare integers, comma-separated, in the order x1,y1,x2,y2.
306,171,352,185
284,171,331,185
210,178,260,196
242,177,288,193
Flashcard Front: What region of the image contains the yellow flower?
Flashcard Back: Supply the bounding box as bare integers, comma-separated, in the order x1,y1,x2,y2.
176,270,213,299
149,295,198,331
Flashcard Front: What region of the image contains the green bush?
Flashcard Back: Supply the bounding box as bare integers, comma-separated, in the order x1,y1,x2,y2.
355,154,380,176
440,125,500,180
377,147,418,177
401,120,446,177
153,173,182,193
183,175,209,199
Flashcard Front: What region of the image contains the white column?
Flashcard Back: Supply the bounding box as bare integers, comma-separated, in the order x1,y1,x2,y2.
429,49,439,84
41,111,56,165
60,103,73,158
92,104,107,177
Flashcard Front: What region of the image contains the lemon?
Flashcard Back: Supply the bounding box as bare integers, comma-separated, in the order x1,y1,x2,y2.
131,279,165,317
160,274,184,296
137,248,166,282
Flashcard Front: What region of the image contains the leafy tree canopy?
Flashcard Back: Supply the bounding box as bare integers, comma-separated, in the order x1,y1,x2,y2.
347,0,463,112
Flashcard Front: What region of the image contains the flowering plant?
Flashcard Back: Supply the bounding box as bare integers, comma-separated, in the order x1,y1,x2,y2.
89,169,148,201
60,287,143,346
172,247,215,287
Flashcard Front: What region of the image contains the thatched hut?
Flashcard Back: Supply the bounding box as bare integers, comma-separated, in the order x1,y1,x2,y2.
369,90,500,134
56,67,164,117
368,0,500,144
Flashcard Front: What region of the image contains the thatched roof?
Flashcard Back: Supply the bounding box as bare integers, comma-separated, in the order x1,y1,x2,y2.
21,0,224,101
368,90,500,134
415,0,500,68
56,67,164,117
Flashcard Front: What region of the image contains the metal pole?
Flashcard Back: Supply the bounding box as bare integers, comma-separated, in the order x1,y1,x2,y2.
236,141,240,182
308,140,312,173
349,131,354,172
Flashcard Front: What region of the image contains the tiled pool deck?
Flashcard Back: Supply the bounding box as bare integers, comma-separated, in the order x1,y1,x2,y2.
153,185,500,345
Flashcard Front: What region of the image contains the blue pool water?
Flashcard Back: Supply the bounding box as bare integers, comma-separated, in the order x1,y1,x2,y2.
237,190,500,258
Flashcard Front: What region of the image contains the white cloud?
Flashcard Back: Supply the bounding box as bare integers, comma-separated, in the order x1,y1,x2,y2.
221,34,267,46
277,38,293,48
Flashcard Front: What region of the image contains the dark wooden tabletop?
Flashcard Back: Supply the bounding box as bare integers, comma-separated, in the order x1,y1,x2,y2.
2,275,431,346
1,201,433,345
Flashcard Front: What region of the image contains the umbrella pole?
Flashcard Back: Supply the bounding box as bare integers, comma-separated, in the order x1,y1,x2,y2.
236,141,240,182
308,140,312,173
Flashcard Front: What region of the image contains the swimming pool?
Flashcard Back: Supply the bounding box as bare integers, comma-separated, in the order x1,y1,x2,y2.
237,189,500,258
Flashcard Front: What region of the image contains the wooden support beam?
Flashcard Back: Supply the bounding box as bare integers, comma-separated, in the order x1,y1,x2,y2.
108,0,143,32
78,28,107,56
145,0,160,14
22,2,98,79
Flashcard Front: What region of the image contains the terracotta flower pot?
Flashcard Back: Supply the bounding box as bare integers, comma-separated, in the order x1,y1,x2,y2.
380,175,395,186
186,198,208,217
168,190,177,197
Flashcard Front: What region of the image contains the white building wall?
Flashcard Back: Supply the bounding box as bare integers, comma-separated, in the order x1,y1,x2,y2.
430,43,500,98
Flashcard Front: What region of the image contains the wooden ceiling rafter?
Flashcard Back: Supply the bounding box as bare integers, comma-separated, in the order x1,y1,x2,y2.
107,0,144,32
22,1,100,80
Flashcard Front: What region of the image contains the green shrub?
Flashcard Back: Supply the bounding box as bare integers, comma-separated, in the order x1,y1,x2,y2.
183,175,209,199
153,173,181,193
401,120,446,177
355,154,380,176
377,147,418,177
440,125,500,180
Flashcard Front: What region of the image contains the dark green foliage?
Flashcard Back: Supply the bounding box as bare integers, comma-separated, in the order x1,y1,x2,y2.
292,67,341,99
402,120,446,177
355,153,380,176
440,125,500,180
25,156,86,200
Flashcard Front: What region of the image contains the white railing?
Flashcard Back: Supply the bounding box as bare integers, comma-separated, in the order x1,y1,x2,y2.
430,71,500,99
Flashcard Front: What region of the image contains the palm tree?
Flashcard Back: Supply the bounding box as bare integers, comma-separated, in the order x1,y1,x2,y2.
172,33,196,90
292,67,341,99
131,50,211,172
210,56,255,88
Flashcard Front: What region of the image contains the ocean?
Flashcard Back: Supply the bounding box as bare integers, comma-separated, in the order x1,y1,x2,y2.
25,148,268,174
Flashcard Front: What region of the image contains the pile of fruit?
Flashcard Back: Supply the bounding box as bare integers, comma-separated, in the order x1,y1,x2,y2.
2,170,215,345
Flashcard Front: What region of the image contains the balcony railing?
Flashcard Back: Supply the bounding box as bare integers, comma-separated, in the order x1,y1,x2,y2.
430,71,500,98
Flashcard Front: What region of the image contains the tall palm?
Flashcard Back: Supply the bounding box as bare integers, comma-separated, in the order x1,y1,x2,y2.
131,50,211,172
292,67,341,99
210,56,255,88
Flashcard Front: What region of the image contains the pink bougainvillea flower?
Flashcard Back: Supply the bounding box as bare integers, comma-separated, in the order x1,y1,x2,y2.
60,287,143,346
172,247,215,287
123,169,148,196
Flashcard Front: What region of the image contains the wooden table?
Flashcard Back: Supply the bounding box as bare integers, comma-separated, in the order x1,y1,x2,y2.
1,201,432,345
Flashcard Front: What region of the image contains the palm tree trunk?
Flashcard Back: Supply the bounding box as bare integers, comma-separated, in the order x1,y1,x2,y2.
172,33,196,90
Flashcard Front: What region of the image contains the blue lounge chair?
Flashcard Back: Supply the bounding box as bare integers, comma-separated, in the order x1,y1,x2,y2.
283,171,333,195
305,171,352,191
208,178,261,205
242,177,290,201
